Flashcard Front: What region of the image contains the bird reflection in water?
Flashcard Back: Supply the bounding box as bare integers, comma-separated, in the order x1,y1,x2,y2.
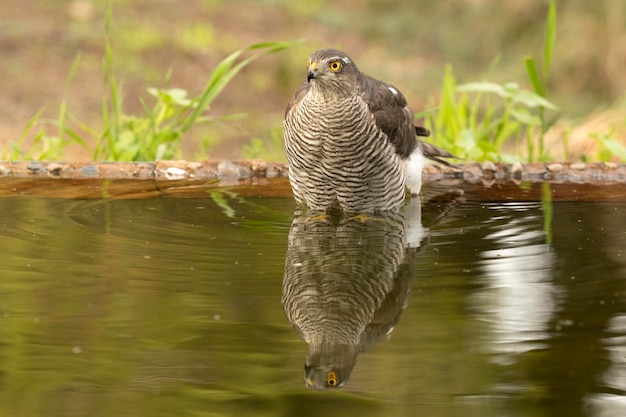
281,198,428,390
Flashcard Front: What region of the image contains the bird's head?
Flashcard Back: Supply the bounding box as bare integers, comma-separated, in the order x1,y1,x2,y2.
304,365,349,390
303,342,358,390
306,49,360,96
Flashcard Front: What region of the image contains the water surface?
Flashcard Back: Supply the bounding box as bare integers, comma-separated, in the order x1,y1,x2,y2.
0,178,625,417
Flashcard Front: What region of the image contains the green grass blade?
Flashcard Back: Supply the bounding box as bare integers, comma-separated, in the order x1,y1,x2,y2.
18,108,45,144
58,125,89,150
595,132,626,161
93,98,109,160
468,86,486,133
180,49,244,133
436,64,460,146
103,3,123,148
544,0,557,80
248,40,302,53
182,42,296,134
524,56,544,97
493,120,520,149
58,54,82,142
68,112,99,141
210,190,237,218
541,182,553,245
5,108,46,160
526,127,535,162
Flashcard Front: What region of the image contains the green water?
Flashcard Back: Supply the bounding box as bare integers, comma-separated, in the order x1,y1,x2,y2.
0,179,625,416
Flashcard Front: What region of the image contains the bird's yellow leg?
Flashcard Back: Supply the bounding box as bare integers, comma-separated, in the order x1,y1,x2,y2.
348,213,386,223
305,213,328,222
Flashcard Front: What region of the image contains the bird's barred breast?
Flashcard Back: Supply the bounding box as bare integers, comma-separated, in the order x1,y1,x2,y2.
284,94,406,212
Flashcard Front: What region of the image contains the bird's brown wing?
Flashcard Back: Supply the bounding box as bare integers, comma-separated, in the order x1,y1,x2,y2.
360,73,458,165
285,81,310,117
359,74,421,159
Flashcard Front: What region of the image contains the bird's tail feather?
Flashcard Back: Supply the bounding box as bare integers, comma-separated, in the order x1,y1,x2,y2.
414,126,430,137
417,139,459,167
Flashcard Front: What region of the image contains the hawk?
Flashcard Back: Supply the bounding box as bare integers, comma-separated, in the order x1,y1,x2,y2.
284,48,455,212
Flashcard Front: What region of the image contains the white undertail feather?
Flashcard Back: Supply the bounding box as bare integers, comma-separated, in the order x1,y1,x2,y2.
404,148,425,197
402,196,428,249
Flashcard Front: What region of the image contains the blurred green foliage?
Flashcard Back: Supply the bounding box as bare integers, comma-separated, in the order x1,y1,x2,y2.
1,0,625,162
425,0,563,163
423,67,558,163
3,9,300,162
93,31,300,161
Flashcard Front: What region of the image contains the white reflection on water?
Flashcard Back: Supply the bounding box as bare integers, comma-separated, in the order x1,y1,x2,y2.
469,203,560,364
586,314,626,416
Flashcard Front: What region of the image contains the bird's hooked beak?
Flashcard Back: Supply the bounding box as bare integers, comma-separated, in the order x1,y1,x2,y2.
307,61,319,82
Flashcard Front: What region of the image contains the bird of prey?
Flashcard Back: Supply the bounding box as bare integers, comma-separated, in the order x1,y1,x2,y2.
284,48,455,213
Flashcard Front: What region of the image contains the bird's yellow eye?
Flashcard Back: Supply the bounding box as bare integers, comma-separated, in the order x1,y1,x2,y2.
326,371,338,386
328,61,342,72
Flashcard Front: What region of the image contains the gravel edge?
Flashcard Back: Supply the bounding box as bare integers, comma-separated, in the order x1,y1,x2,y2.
1,160,625,184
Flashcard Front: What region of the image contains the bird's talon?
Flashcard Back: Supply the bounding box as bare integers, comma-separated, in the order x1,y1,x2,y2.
305,213,328,222
348,214,386,223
